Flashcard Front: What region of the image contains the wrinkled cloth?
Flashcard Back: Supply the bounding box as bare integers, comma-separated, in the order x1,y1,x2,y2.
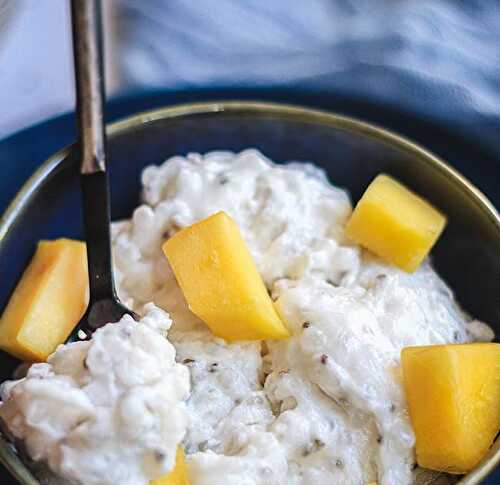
1,0,500,143
112,0,500,143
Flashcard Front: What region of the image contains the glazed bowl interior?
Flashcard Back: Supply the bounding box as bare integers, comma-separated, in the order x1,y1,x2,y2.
0,102,498,484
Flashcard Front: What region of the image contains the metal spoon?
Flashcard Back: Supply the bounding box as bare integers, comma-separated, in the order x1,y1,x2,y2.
1,8,137,481
70,0,137,339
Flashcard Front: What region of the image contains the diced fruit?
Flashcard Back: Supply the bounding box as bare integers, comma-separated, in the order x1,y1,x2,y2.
401,343,500,473
0,239,89,361
150,448,190,485
162,211,289,341
345,174,446,272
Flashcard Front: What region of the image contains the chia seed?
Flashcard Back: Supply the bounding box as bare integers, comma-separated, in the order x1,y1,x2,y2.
302,321,311,329
162,224,181,239
154,450,165,462
218,174,229,185
73,418,88,430
303,438,325,456
320,354,328,365
314,439,325,449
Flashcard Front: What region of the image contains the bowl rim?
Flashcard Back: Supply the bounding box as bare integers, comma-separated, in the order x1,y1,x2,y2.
0,100,498,484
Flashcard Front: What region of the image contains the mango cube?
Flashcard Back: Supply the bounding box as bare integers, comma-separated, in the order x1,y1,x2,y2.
150,448,190,485
401,343,500,473
0,239,89,361
345,174,446,272
162,211,289,341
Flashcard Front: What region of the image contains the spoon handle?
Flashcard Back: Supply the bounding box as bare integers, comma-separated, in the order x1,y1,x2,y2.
71,0,106,175
71,0,116,304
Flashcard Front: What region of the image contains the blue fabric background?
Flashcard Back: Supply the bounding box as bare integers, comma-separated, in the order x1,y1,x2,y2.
115,0,500,152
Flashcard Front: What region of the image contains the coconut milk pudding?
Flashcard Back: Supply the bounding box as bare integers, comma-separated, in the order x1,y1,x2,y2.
0,149,496,485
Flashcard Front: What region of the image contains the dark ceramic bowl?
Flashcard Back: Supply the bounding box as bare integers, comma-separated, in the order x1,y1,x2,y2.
0,102,498,484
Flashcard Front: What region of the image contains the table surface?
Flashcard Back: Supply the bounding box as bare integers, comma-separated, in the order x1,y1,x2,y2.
0,90,497,484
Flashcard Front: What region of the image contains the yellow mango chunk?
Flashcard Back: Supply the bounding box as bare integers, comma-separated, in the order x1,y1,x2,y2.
345,174,446,272
163,211,289,341
150,448,190,485
401,343,500,474
0,239,89,361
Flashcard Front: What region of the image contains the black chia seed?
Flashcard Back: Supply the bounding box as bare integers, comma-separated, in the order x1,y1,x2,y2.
72,418,88,430
320,354,328,365
303,438,325,456
218,174,229,185
154,451,165,462
302,321,311,329
163,224,181,239
314,439,325,449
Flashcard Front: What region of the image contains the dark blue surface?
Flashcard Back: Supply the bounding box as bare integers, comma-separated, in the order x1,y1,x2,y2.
0,90,498,484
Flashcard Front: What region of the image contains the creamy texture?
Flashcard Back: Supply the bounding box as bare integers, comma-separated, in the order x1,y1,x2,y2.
172,329,273,455
110,149,493,485
0,149,494,485
267,263,465,484
0,304,190,485
112,149,356,311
